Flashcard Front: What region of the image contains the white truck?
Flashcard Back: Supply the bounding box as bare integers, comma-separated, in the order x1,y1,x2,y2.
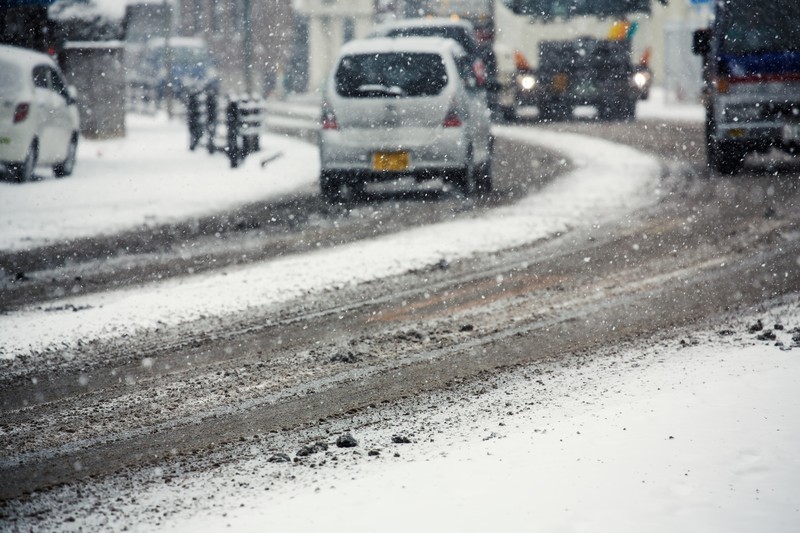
693,0,800,174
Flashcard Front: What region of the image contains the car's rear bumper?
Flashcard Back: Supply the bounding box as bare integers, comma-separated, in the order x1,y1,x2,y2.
0,129,33,164
320,127,468,180
714,121,800,153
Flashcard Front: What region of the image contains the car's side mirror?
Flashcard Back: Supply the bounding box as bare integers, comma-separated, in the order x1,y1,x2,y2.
66,85,78,106
472,59,487,89
692,29,711,56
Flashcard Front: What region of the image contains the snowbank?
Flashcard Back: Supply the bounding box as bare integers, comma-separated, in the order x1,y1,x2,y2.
0,114,319,252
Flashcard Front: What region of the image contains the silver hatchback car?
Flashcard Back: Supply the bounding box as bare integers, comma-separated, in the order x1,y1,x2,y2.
320,37,493,201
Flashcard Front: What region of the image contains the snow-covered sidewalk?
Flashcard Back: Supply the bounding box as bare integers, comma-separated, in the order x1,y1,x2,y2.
164,301,800,533
0,114,320,252
162,300,800,533
24,297,799,532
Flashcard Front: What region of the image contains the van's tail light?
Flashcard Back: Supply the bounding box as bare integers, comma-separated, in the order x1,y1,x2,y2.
321,102,339,130
443,102,463,128
13,103,30,124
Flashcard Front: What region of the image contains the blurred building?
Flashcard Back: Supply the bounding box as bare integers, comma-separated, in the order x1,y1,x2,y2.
175,0,296,95
292,0,374,92
170,0,711,101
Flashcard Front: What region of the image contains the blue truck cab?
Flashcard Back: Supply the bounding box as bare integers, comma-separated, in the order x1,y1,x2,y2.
693,0,800,174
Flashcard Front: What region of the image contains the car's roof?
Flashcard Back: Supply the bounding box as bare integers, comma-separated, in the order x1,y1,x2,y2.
0,44,57,70
339,36,464,57
373,17,475,33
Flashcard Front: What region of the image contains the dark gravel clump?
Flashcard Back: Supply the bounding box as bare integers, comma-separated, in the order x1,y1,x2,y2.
296,442,328,457
336,433,358,448
756,330,777,341
329,352,361,364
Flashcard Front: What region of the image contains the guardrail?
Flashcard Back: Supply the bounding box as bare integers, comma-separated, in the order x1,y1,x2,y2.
187,87,265,168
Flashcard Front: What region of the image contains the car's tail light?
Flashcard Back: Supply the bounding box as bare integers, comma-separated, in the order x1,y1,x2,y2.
13,103,30,124
321,102,339,130
443,102,462,128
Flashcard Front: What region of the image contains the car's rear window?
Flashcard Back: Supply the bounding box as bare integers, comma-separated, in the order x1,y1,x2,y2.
0,60,23,95
335,52,448,98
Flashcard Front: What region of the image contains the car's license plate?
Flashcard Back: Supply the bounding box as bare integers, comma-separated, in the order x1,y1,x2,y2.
373,151,409,172
783,123,800,142
553,73,569,93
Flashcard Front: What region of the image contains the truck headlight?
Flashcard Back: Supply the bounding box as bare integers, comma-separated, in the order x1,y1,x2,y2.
518,74,536,91
633,71,650,90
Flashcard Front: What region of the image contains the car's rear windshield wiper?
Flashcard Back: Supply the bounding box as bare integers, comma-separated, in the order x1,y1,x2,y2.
354,84,405,97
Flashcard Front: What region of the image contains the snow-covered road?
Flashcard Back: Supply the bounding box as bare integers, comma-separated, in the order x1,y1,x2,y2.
160,300,800,532
1,118,661,359
3,98,799,533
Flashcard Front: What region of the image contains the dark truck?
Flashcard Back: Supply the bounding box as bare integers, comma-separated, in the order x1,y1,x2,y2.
516,36,651,122
693,0,800,174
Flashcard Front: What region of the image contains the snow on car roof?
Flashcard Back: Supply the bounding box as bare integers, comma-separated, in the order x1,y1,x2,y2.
373,17,475,32
0,44,57,71
339,36,465,57
144,37,208,49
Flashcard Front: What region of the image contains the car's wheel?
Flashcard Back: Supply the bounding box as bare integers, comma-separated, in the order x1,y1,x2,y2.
11,141,38,183
54,135,78,178
321,171,363,204
453,146,478,198
321,171,341,202
476,137,494,195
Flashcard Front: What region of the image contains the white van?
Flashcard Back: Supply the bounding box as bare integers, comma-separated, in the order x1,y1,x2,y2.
319,37,493,201
0,45,80,182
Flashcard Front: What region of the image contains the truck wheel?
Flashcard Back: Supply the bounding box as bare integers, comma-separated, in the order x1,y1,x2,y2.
708,140,746,175
599,102,632,121
620,101,636,121
502,106,518,123
539,104,569,123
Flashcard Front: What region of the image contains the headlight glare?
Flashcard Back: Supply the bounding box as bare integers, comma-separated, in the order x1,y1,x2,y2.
519,74,536,91
633,72,649,89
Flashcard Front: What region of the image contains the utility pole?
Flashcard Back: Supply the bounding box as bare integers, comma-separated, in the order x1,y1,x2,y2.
164,0,174,118
242,0,254,94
